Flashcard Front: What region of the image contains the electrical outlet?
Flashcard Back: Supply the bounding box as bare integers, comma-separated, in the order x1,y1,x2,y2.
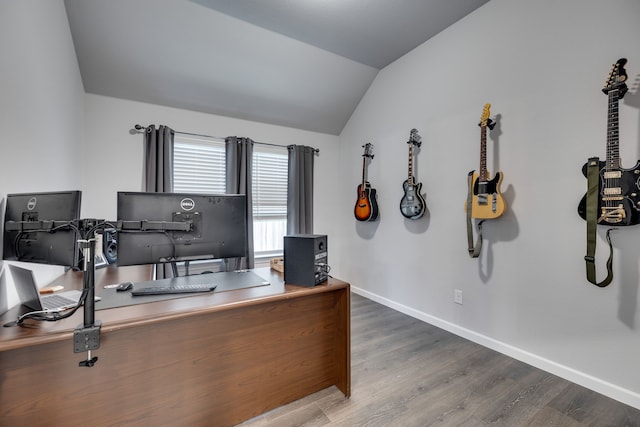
454,289,463,305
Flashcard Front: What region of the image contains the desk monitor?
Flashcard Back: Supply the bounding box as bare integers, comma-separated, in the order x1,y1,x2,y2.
116,192,248,266
2,191,82,267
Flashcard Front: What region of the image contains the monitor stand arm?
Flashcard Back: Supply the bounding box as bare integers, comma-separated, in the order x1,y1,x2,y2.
73,238,101,367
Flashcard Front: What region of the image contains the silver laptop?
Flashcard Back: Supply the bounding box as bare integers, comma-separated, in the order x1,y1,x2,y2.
9,264,97,312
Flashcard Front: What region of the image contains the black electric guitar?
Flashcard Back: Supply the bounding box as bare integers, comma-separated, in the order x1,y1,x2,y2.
400,129,426,219
578,58,640,225
354,143,379,221
465,103,506,219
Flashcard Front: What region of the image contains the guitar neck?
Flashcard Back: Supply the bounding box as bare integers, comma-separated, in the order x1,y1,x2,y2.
606,88,621,171
479,125,487,181
407,144,414,184
361,156,366,187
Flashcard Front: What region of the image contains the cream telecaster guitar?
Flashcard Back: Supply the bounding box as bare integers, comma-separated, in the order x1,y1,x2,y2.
465,103,506,219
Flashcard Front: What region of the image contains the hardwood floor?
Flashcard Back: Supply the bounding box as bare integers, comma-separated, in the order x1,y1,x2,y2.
238,293,640,426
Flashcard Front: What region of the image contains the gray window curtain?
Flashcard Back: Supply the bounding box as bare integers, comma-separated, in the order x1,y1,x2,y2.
143,125,175,279
224,137,255,270
287,145,315,235
144,125,174,193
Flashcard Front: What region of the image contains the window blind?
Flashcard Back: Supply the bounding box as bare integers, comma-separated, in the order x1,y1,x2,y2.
173,135,225,194
252,145,288,220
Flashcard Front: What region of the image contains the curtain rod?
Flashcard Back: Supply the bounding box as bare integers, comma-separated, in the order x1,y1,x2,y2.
133,124,319,154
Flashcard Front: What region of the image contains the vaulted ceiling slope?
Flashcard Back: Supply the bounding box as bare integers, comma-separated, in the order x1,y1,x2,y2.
64,0,489,135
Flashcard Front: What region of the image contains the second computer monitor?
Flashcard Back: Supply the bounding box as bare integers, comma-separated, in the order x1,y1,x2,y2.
116,192,248,267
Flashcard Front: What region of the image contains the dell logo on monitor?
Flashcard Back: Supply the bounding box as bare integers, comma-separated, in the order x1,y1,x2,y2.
27,197,37,210
180,198,195,211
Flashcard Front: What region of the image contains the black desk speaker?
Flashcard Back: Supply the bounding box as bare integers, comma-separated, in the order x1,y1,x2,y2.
103,228,118,264
284,234,328,286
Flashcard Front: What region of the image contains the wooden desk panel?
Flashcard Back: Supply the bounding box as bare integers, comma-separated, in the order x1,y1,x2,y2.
0,266,350,426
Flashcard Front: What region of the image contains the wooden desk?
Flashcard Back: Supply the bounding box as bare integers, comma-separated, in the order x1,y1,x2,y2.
0,265,350,426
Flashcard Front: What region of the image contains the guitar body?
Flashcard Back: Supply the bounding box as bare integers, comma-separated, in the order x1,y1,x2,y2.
577,160,640,226
354,182,379,221
465,170,506,219
400,179,426,219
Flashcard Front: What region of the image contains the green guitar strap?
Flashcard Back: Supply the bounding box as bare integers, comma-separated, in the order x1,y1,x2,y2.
466,171,484,258
585,157,615,287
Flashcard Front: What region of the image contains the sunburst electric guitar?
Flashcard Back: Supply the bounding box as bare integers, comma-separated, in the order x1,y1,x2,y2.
578,58,640,226
400,128,426,219
354,143,379,221
465,103,506,219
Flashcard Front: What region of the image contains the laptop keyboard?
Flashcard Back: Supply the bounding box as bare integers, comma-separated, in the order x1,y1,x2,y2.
41,294,77,310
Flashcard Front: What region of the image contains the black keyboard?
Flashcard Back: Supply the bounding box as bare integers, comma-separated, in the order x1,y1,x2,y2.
131,284,217,296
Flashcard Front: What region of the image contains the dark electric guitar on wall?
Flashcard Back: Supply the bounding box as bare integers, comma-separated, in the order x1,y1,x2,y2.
578,58,640,226
400,128,426,219
354,143,379,221
465,103,506,219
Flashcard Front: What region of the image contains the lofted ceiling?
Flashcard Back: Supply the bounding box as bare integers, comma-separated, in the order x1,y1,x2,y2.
64,0,489,135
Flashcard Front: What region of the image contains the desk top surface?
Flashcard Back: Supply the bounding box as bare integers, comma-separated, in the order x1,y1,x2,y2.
0,265,349,351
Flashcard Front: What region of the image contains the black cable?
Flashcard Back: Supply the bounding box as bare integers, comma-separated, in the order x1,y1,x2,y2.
12,232,22,260
84,220,117,240
5,288,89,327
4,219,102,327
5,219,176,327
11,220,83,260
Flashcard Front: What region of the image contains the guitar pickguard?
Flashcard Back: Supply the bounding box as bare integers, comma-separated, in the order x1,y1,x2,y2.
577,160,640,225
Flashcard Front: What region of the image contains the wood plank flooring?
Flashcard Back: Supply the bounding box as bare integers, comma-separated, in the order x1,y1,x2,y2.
238,293,640,426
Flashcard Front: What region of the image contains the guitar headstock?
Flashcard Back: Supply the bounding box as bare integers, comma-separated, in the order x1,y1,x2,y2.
603,58,628,97
407,128,422,147
362,142,374,159
479,103,491,126
478,103,495,130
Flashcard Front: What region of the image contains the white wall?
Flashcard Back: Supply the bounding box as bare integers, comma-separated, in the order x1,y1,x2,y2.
336,0,640,408
0,0,86,312
0,0,84,193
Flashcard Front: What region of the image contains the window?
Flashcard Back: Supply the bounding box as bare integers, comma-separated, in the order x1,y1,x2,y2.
252,145,288,257
173,135,226,193
173,134,287,261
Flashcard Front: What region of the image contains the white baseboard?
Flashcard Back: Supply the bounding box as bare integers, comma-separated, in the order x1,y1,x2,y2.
351,286,640,410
